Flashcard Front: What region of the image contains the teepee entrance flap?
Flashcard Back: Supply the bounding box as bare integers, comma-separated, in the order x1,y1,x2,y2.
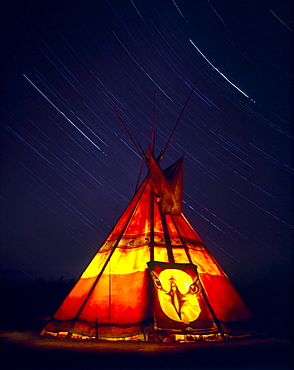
148,261,217,334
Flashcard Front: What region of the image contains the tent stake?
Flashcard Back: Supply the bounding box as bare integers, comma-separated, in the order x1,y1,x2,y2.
95,318,99,340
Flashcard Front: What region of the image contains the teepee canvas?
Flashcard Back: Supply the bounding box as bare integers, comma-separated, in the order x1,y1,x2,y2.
41,146,252,341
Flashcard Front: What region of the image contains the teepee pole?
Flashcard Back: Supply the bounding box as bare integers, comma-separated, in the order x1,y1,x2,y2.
160,84,195,162
151,93,156,156
159,211,175,264
149,178,155,262
170,214,193,265
170,212,224,335
197,272,225,337
110,105,146,160
135,156,145,193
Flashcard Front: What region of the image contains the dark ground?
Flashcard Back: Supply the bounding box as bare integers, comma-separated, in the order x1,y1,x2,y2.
0,330,292,370
0,275,293,369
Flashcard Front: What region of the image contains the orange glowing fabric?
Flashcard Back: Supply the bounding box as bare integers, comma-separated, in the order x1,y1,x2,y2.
42,154,252,340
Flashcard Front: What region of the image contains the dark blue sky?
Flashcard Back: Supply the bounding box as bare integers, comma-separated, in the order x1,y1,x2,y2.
1,0,293,286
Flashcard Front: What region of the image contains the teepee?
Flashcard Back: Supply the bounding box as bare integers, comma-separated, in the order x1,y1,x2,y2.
42,96,252,341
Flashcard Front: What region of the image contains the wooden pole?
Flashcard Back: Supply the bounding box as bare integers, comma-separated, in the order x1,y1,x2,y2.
95,318,99,340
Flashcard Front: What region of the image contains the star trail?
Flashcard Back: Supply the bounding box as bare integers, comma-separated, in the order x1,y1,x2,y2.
189,39,254,101
1,0,292,294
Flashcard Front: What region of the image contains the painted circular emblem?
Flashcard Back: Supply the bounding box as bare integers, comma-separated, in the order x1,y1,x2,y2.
153,269,201,324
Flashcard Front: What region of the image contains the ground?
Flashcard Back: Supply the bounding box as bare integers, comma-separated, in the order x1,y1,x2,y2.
0,331,292,370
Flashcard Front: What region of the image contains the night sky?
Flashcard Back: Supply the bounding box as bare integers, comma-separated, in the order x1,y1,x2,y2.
1,0,293,290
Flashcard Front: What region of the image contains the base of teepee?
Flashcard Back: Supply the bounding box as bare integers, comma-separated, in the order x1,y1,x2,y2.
41,323,252,342
149,331,229,343
41,328,253,343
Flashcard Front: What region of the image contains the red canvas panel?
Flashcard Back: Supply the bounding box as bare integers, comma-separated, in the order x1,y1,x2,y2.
172,214,204,246
79,270,151,324
53,249,112,321
102,178,148,244
189,250,222,275
53,276,97,321
81,249,112,278
172,247,190,264
199,273,252,322
79,245,151,324
165,214,180,237
123,181,152,238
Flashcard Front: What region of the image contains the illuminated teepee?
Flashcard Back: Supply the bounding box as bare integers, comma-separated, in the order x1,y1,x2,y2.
42,93,252,341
